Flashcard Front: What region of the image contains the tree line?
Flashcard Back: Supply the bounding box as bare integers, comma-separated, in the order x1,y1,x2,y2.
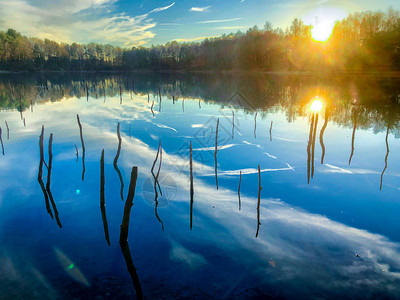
0,9,399,72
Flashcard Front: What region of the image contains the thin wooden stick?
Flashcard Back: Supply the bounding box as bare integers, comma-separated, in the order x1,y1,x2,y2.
190,141,194,230
255,165,262,238
38,125,45,180
254,112,257,138
232,111,234,140
215,118,219,190
0,127,4,156
74,144,79,162
238,170,242,211
319,108,329,164
349,112,357,165
113,123,124,201
154,141,164,230
5,121,9,140
119,167,144,298
311,113,319,179
100,149,110,245
380,126,390,191
269,121,273,142
307,113,314,184
77,114,86,181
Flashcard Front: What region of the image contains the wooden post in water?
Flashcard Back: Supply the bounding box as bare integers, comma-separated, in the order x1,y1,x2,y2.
232,111,234,140
307,113,315,184
119,166,143,300
215,118,219,190
255,165,262,238
238,170,242,211
46,133,62,228
319,108,329,164
38,125,45,180
151,101,155,117
5,121,9,140
113,123,125,201
100,149,110,245
77,114,86,181
190,141,194,230
269,121,273,142
0,127,4,156
254,112,257,138
348,112,357,165
380,126,390,191
311,113,318,179
153,141,164,230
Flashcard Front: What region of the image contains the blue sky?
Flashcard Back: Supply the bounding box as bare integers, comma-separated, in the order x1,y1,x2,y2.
0,0,399,47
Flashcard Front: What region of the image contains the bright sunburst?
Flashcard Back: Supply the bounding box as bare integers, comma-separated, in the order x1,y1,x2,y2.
311,98,323,112
311,21,334,42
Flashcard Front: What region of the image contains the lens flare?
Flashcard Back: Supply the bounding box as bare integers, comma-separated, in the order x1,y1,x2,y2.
311,99,323,112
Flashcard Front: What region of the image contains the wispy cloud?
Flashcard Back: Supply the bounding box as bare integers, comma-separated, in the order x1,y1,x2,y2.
197,17,242,24
148,2,175,14
0,0,175,47
190,6,211,12
174,36,218,42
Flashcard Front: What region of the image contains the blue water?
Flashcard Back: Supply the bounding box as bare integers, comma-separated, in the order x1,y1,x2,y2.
0,73,400,299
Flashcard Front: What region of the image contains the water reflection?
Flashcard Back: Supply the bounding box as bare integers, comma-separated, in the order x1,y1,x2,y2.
76,114,86,181
380,126,390,191
100,149,110,246
319,107,329,164
119,166,143,300
113,123,124,201
1,72,400,298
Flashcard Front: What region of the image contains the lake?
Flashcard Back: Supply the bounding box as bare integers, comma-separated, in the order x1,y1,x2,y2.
1,72,400,299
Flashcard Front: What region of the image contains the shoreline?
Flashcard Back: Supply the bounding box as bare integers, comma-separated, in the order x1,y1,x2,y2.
1,69,400,78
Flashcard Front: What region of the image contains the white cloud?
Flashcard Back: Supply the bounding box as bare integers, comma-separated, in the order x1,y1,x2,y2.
190,6,211,12
0,0,175,47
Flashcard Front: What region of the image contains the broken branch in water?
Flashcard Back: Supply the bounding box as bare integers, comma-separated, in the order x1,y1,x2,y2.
38,125,45,181
113,123,125,201
190,141,194,230
0,127,4,156
76,114,86,181
46,133,62,228
100,149,110,245
119,166,143,300
238,170,242,211
215,118,219,190
255,164,262,238
5,121,9,140
269,121,273,142
153,141,164,230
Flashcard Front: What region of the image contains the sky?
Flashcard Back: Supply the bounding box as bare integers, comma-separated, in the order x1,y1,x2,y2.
0,0,399,47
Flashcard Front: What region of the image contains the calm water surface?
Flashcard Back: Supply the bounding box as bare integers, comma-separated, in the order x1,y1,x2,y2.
1,73,400,299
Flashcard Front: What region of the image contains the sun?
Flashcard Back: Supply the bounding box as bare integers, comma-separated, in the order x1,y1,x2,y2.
311,98,323,112
311,21,334,42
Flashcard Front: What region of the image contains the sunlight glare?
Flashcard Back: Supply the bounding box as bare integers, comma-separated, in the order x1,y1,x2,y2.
311,21,334,42
311,98,323,112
